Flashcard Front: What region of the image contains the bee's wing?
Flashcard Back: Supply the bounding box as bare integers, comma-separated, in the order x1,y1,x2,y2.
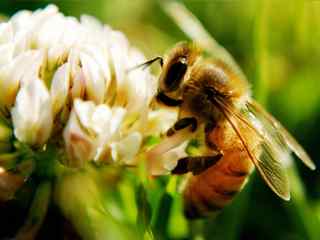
247,101,316,170
215,97,291,200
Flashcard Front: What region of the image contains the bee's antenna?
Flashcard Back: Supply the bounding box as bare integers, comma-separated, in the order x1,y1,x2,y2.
127,56,163,72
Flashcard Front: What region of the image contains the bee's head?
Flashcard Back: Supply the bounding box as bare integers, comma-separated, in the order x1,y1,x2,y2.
158,42,201,95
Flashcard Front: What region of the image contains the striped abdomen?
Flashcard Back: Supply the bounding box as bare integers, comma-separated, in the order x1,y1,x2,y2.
183,121,257,218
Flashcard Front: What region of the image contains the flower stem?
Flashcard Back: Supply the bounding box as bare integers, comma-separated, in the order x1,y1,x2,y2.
55,170,139,240
15,181,52,240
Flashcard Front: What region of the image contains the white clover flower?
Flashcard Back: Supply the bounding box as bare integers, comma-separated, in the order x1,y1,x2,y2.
0,4,187,240
0,4,175,172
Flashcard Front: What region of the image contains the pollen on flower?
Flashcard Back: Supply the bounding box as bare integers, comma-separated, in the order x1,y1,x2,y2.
0,4,176,169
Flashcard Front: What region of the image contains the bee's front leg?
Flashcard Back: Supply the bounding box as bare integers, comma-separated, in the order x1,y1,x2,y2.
166,117,198,137
156,92,183,107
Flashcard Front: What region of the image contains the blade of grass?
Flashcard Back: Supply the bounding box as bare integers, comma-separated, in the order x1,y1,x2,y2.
119,178,138,224
152,192,173,239
136,184,153,238
285,165,319,240
253,0,270,104
161,0,247,82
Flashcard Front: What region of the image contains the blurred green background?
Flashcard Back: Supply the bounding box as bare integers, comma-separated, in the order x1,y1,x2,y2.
1,0,320,239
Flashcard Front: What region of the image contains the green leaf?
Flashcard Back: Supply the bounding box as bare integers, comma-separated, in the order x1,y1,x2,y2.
0,123,12,142
0,152,19,169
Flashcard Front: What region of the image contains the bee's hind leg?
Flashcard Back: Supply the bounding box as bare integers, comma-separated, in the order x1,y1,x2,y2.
171,154,223,175
166,117,198,137
171,120,223,175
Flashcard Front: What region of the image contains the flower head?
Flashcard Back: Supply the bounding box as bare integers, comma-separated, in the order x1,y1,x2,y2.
0,4,175,170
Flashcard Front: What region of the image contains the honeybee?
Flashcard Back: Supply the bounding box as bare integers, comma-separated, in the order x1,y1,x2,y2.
141,41,316,219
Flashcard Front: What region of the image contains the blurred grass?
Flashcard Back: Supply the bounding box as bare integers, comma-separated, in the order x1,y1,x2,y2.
0,0,320,239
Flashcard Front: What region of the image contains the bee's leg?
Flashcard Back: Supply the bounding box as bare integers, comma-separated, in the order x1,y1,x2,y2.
156,92,183,107
171,153,223,175
166,117,198,136
171,121,223,175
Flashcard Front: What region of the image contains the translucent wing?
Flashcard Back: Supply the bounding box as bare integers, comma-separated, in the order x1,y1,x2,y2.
247,101,316,170
214,97,291,200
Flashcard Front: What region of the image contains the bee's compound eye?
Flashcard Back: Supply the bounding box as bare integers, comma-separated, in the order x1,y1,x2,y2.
163,57,187,92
